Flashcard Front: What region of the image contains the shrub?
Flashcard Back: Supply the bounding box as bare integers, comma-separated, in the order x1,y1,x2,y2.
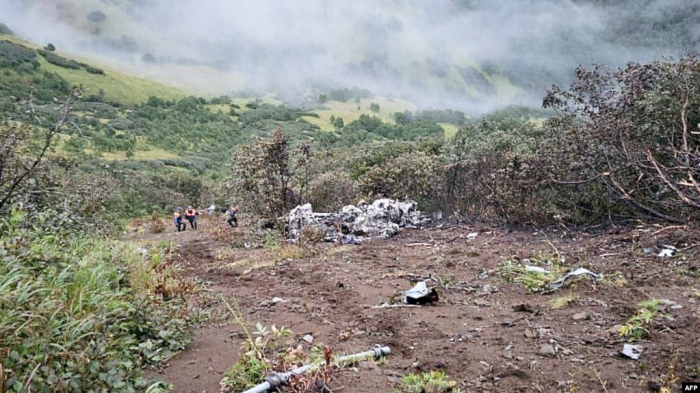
38,49,82,69
0,212,204,392
0,40,38,68
307,170,356,211
87,10,107,23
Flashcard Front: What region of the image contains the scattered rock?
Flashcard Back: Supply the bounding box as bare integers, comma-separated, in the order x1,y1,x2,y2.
513,303,534,313
524,328,536,339
572,312,588,321
538,344,556,357
503,345,513,359
474,299,490,307
607,324,623,336
302,334,314,344
271,297,288,304
501,319,513,326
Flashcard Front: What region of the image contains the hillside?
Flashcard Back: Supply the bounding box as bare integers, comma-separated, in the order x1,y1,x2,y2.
4,0,699,113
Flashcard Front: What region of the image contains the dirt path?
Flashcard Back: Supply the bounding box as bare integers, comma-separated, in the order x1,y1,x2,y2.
138,217,700,393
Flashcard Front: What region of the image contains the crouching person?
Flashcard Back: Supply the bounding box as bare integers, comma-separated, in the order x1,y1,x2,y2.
174,207,186,232
185,205,198,230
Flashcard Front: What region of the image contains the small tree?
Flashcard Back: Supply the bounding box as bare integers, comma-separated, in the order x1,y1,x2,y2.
334,117,344,130
370,103,380,113
44,43,56,52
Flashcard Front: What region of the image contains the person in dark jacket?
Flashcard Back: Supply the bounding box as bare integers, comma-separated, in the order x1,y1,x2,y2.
226,203,238,227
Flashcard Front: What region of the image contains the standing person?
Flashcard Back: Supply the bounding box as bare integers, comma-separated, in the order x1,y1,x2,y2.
226,203,238,227
185,205,197,230
173,207,186,232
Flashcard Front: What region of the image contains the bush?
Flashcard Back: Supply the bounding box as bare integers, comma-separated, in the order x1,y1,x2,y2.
0,40,38,68
307,171,356,211
0,212,204,392
38,49,82,69
87,10,107,23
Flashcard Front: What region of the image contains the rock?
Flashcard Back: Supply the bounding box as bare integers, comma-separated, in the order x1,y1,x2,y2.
501,319,513,326
474,299,490,307
572,312,588,321
302,334,314,344
538,344,556,357
271,297,288,304
503,346,513,359
524,328,536,339
607,324,623,335
513,303,534,313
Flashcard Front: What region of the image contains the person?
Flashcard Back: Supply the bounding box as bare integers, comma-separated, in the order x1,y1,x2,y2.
184,205,197,229
173,207,186,232
226,203,238,227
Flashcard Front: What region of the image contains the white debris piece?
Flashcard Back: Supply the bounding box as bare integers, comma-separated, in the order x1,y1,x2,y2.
658,245,677,258
525,266,551,274
467,232,478,240
547,268,602,292
620,344,642,360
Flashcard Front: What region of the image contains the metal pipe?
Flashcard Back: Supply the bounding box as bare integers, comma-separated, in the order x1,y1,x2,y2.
240,345,390,393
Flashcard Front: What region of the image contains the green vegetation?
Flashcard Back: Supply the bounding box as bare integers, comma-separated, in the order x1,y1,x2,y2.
0,210,205,392
394,371,463,393
620,299,674,341
497,245,565,293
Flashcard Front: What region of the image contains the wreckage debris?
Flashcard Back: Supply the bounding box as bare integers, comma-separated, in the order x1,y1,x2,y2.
402,281,439,305
286,198,435,243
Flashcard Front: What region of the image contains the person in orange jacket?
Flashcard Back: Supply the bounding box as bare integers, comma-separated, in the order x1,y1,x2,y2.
173,207,186,232
184,205,198,229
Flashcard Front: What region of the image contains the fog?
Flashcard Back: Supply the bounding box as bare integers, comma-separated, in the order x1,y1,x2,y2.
2,0,697,112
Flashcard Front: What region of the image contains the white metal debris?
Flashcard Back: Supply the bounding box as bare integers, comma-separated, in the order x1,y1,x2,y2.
287,199,433,243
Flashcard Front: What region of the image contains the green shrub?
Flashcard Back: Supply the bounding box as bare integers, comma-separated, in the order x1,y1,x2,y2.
0,40,39,68
0,211,205,392
38,49,82,69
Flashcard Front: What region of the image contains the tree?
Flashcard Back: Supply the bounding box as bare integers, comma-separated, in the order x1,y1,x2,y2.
44,43,56,52
543,55,700,223
0,88,80,213
370,103,380,113
334,117,344,130
87,10,107,23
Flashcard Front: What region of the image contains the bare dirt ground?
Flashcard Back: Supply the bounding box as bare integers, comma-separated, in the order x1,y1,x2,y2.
139,216,700,393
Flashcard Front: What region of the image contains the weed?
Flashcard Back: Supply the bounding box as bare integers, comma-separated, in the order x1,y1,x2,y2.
149,213,166,234
620,299,674,341
0,212,205,392
497,245,564,293
551,294,578,309
394,371,463,393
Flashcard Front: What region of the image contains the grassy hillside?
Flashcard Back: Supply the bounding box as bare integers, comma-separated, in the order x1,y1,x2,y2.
2,34,185,105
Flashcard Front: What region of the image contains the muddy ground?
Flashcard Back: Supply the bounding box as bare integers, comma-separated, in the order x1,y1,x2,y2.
139,216,700,393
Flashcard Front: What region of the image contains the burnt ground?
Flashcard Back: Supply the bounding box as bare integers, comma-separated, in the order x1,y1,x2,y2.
139,216,700,393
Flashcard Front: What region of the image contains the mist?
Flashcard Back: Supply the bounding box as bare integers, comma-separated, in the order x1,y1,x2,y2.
2,0,698,113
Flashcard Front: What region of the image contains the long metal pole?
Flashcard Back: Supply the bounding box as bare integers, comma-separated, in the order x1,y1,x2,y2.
240,345,390,393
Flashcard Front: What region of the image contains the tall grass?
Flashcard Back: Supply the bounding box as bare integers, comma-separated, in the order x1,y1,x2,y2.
0,210,204,392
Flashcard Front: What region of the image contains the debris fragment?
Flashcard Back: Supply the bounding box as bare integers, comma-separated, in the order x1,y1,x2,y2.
620,344,642,360
525,265,551,274
657,245,677,258
546,268,602,292
402,281,439,305
467,232,478,240
302,334,314,344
